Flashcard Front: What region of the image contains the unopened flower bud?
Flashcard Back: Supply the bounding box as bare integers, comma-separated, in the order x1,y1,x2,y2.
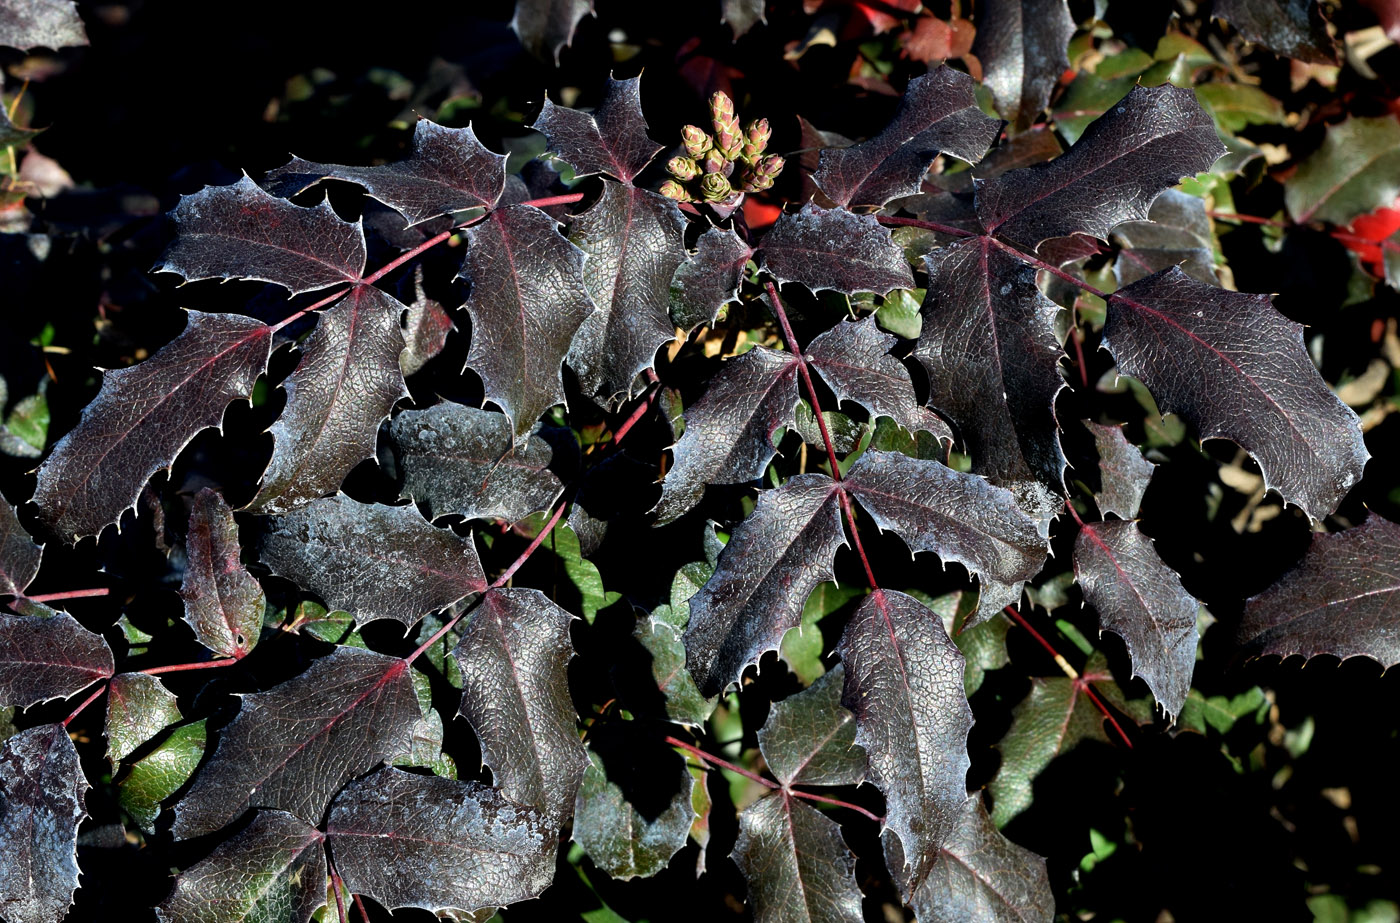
699,172,732,202
667,156,699,181
709,92,736,130
702,149,728,175
681,124,713,158
742,118,771,159
659,180,694,202
757,154,784,179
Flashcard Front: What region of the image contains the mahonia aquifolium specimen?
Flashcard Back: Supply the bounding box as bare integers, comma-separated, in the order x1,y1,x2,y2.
659,91,784,216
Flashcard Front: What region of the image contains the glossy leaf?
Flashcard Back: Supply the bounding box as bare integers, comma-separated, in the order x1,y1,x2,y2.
1285,116,1400,227
118,720,207,834
632,616,714,727
970,0,1075,129
532,74,662,183
757,665,864,788
0,491,41,597
32,312,272,540
1111,188,1218,287
1213,0,1335,63
400,268,455,375
671,226,753,333
731,792,864,923
760,205,916,296
1083,421,1154,520
105,673,181,767
0,609,113,709
573,741,694,880
721,0,766,38
0,0,86,51
808,317,952,442
180,488,264,659
511,0,595,64
0,724,88,923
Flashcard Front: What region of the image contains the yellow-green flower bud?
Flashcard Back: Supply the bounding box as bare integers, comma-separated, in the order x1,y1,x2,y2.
667,156,699,181
659,180,694,202
681,124,713,158
699,172,732,202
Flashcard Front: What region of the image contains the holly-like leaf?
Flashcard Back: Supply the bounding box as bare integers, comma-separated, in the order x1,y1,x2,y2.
157,810,326,923
180,488,265,660
1238,516,1400,667
0,107,39,151
0,725,88,923
908,796,1054,923
976,84,1225,251
684,475,847,697
328,766,557,913
760,205,916,296
0,609,113,709
155,175,367,296
1074,520,1199,719
808,317,952,442
1112,188,1219,287
837,590,971,897
118,719,207,834
265,120,507,225
0,492,41,597
532,75,663,183
671,226,754,333
757,665,864,788
1213,0,1335,63
566,182,688,404
260,496,485,628
391,403,567,525
631,616,714,727
573,736,695,880
971,0,1074,129
400,267,455,376
652,346,801,525
843,451,1048,626
460,204,595,440
1285,116,1400,227
0,0,87,51
511,0,595,64
1083,421,1154,520
452,587,587,825
105,673,181,767
913,237,1067,502
32,312,272,541
721,0,766,38
813,66,1000,208
731,791,865,923
171,647,418,839
1103,267,1368,520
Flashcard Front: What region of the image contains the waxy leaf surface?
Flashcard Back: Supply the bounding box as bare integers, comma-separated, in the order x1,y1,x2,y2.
1213,0,1335,63
0,492,41,597
180,488,264,659
732,792,864,923
119,719,207,834
573,743,694,880
532,75,662,182
0,610,113,709
400,268,454,375
1084,421,1154,520
1284,116,1400,226
760,205,915,296
757,665,864,788
0,0,86,50
670,226,753,333
1112,188,1218,287
511,0,596,63
971,0,1075,128
0,725,87,923
808,317,952,442
105,673,181,766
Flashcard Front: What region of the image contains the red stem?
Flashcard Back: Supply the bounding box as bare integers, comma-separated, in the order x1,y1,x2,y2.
518,192,586,210
352,892,371,923
139,658,237,675
23,588,109,602
361,229,456,286
329,866,349,923
611,382,661,446
764,281,843,478
61,682,107,728
875,214,976,239
788,787,885,823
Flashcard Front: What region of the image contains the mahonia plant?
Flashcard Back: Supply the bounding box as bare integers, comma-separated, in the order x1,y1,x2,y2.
1,28,1393,923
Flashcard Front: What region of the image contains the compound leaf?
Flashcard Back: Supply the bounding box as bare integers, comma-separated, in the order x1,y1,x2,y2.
1213,0,1335,63
0,609,113,709
971,0,1075,129
0,724,88,923
532,74,662,183
808,317,952,442
180,488,265,660
105,673,181,767
1083,421,1154,520
731,791,864,923
0,0,85,51
511,0,596,64
671,226,754,333
757,665,864,788
761,205,916,296
0,492,41,597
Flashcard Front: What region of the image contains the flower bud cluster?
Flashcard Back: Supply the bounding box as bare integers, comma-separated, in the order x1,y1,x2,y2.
660,91,784,207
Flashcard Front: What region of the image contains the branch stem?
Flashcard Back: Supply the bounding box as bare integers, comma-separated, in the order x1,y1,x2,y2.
764,281,842,478
23,588,109,602
61,682,107,728
787,787,885,823
666,735,776,789
139,658,238,675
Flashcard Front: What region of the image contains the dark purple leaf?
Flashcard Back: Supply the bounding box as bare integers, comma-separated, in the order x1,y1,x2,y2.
1111,188,1219,287
760,205,915,296
260,496,486,628
180,488,265,660
452,587,587,825
684,475,846,697
391,403,567,525
511,0,595,64
157,810,326,923
731,791,864,923
0,725,87,923
844,451,1048,626
837,590,971,897
247,284,409,514
1213,0,1335,63
1084,421,1154,520
265,119,508,226
0,610,113,709
757,665,864,788
908,796,1054,923
670,226,753,333
1104,267,1367,520
566,183,688,404
400,267,455,376
573,741,694,880
171,646,418,839
0,492,41,597
976,84,1226,251
808,317,952,442
1239,516,1400,667
328,766,557,913
813,66,1000,208
652,346,801,525
532,75,663,183
0,0,86,51
105,673,181,767
155,175,367,296
971,0,1075,129
721,0,767,38
31,312,272,541
460,204,595,440
1074,520,1199,719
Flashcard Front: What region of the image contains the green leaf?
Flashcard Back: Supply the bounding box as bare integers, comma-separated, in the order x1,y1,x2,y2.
573,743,695,880
118,720,208,834
3,388,48,457
105,673,182,768
1193,83,1285,133
1286,116,1400,226
1176,686,1269,735
544,521,620,623
875,288,922,339
633,616,714,727
779,581,863,684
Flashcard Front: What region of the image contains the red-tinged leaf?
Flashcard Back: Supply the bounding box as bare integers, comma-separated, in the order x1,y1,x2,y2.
265,120,507,226
452,587,587,826
180,488,265,660
390,403,568,525
684,475,846,697
0,725,88,923
837,590,972,897
731,791,865,923
908,796,1054,923
105,673,181,767
511,0,595,64
0,609,113,709
1084,421,1154,520
671,226,754,333
566,182,688,404
1074,520,1199,719
171,646,418,839
1112,188,1219,288
400,267,455,376
155,175,367,296
814,66,1000,209
532,75,663,183
31,311,273,541
970,0,1075,129
1103,267,1368,520
722,0,767,38
758,665,864,788
760,204,916,296
1238,516,1400,667
0,0,86,51
808,316,953,443
1213,0,1335,63
460,204,595,441
844,451,1048,627
328,766,558,913
912,237,1068,502
0,492,41,597
247,284,409,514
652,346,801,525
259,496,486,629
976,85,1225,251
157,810,326,923
902,15,976,65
